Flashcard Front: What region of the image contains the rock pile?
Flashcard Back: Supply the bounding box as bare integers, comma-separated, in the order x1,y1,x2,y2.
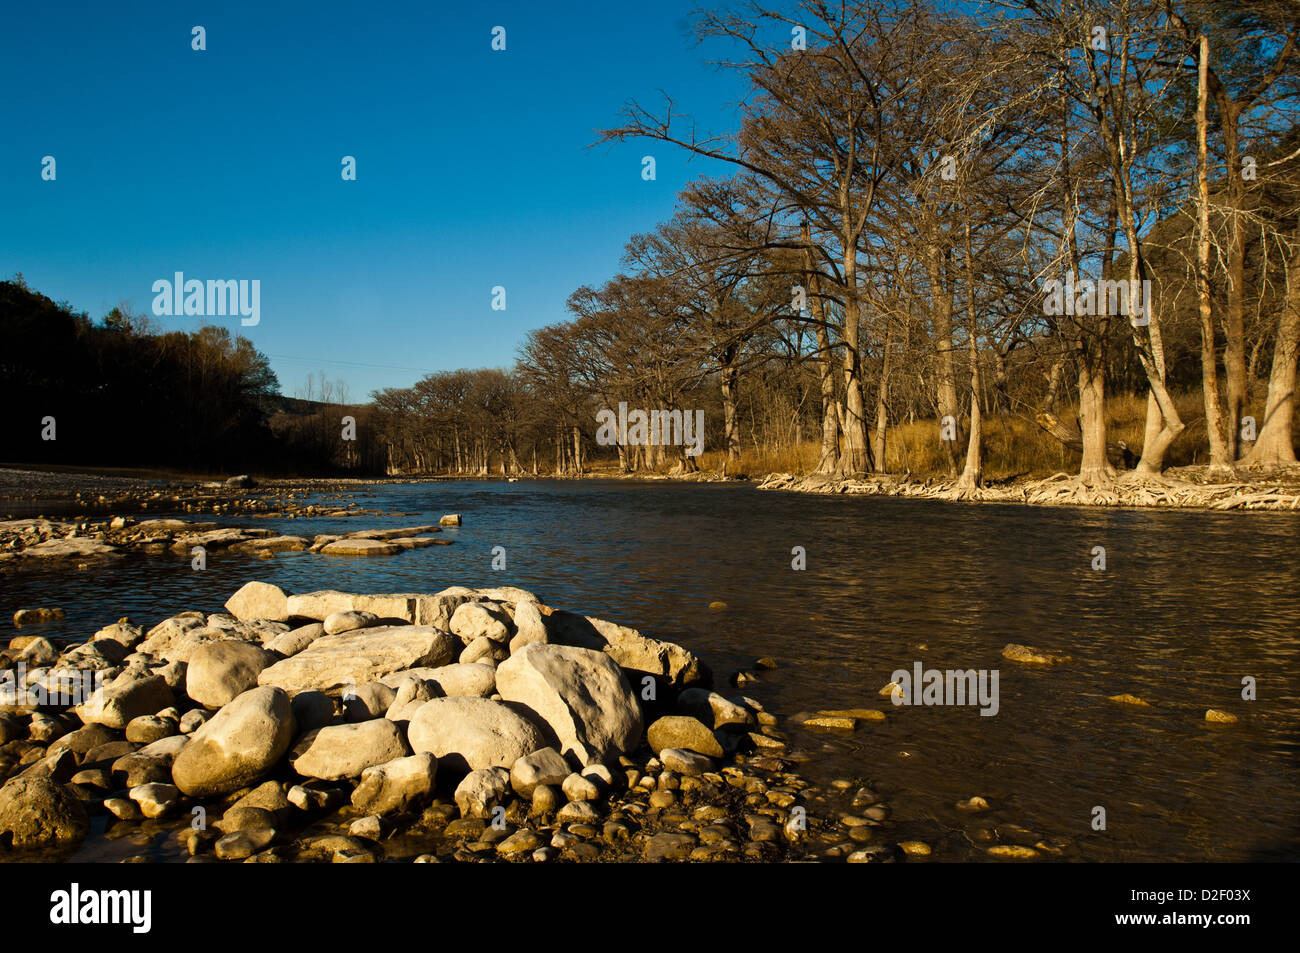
0,581,854,863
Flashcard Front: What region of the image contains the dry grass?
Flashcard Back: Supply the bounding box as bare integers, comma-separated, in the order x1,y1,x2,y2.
694,390,1297,480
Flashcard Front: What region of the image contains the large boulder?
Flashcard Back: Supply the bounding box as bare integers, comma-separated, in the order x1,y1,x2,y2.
450,603,511,643
509,600,549,652
0,778,89,847
289,720,409,780
406,697,546,775
286,592,445,626
135,614,205,658
224,582,289,622
74,672,173,730
171,687,295,797
285,590,363,621
496,643,642,766
351,753,437,815
546,612,708,687
186,641,271,709
257,626,457,694
343,681,397,721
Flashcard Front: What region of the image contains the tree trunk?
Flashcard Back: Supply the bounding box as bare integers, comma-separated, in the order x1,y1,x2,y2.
803,222,840,474
872,332,890,474
925,231,960,473
1240,226,1300,468
720,363,741,460
957,223,982,490
1195,34,1232,471
837,243,870,477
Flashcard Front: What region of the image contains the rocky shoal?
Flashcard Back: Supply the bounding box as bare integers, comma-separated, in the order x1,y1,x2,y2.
0,516,461,566
0,581,923,863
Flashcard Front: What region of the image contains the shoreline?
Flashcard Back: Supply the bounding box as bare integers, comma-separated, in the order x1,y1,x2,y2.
5,462,1300,521
754,468,1300,512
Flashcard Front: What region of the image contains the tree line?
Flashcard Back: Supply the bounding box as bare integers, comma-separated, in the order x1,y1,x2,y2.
381,0,1300,482
0,276,383,475
9,1,1299,484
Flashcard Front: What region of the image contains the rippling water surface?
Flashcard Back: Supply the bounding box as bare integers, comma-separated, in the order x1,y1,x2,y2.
4,480,1297,862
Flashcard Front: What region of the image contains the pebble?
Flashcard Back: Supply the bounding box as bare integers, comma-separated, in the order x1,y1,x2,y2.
803,716,856,730
129,782,180,819
562,773,601,802
349,815,382,839
215,829,274,860
556,800,600,824
847,845,897,863
497,829,542,855
659,748,713,777
1108,694,1150,707
104,797,141,820
644,832,696,861
530,784,561,816
987,844,1038,859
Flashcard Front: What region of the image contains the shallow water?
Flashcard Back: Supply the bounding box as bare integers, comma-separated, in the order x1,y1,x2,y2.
4,479,1297,862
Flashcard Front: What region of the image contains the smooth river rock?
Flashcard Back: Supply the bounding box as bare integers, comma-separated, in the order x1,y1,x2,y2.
407,697,546,774
186,641,271,709
289,719,410,780
496,642,643,766
74,673,173,730
258,626,457,694
646,715,724,758
351,753,438,815
224,581,289,622
546,611,708,687
0,777,90,847
171,686,295,797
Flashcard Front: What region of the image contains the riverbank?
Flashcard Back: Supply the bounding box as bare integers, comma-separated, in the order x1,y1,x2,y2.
7,461,1300,524
755,466,1300,511
0,582,911,863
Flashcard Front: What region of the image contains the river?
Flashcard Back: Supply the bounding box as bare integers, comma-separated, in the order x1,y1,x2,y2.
4,479,1297,862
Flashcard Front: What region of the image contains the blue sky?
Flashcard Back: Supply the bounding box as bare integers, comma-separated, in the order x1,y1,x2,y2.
0,1,753,400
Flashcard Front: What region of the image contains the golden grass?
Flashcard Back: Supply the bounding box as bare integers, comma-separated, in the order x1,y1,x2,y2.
690,390,1297,479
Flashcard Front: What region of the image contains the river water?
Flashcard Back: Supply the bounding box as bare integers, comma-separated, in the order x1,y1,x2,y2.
4,479,1297,862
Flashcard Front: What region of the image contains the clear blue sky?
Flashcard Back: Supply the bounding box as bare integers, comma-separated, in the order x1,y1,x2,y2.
0,0,751,400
